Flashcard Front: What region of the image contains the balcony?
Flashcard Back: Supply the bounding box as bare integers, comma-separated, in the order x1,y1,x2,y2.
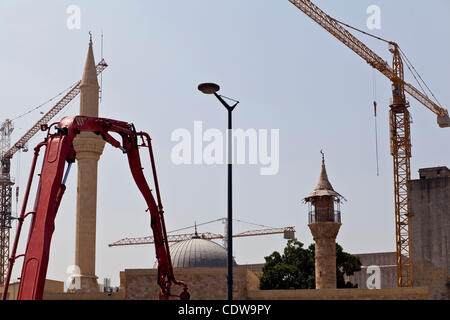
308,208,341,224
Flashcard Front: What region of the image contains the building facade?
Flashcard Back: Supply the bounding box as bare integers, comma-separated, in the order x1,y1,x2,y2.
409,167,450,300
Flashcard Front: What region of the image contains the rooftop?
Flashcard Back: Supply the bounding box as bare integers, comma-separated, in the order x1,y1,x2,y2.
418,166,450,180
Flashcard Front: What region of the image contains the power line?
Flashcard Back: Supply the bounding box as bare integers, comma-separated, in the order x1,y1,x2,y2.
167,218,273,234
332,17,392,45
167,218,224,234
233,219,272,229
11,82,78,122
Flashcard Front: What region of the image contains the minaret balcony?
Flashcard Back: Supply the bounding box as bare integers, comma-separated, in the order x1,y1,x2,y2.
308,207,341,224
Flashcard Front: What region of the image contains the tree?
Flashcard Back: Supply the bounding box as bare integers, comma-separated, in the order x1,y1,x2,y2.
260,239,361,290
335,243,362,288
260,240,315,290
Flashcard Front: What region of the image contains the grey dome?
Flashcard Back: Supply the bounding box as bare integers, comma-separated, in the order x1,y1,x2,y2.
153,238,237,268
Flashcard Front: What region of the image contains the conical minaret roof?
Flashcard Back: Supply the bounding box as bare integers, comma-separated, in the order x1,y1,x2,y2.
81,36,99,87
80,34,100,117
304,151,344,201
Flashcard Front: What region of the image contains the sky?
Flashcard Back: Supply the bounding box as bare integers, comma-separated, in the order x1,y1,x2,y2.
1,0,449,287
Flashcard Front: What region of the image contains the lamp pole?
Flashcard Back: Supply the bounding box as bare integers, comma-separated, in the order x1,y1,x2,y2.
198,83,239,300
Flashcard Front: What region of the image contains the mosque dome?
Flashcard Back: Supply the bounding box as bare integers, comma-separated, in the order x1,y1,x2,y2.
153,236,237,268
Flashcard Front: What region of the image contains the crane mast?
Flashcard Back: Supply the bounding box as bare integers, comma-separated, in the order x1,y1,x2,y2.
389,44,412,287
0,120,14,285
288,0,449,287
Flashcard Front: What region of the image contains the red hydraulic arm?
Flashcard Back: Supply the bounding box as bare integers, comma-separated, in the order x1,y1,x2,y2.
1,116,189,300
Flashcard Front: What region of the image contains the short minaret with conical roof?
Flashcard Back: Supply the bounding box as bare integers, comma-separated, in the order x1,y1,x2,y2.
71,36,106,293
304,151,344,289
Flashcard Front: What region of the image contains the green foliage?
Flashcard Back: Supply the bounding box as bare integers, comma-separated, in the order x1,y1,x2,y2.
260,239,362,290
260,240,314,290
335,243,362,288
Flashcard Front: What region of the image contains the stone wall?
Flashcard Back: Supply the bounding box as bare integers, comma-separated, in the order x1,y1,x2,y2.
247,287,430,300
409,168,450,300
120,266,253,300
44,292,124,300
346,252,397,289
246,254,397,290
0,279,64,300
2,271,432,300
245,264,264,278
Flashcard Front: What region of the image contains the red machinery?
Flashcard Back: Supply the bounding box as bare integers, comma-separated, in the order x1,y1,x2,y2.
1,116,189,300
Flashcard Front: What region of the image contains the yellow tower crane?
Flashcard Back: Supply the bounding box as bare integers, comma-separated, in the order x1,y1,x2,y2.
108,226,296,247
288,0,450,287
109,218,295,247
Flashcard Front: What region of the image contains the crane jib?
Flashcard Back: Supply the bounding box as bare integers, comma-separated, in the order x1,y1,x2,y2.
288,0,449,125
2,59,109,161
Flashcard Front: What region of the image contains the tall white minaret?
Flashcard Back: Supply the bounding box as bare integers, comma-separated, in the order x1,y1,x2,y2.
72,37,105,293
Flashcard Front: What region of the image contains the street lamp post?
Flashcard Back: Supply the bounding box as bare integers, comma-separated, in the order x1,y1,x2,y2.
198,83,239,301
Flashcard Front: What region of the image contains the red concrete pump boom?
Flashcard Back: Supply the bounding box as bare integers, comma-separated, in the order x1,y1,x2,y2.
1,116,189,300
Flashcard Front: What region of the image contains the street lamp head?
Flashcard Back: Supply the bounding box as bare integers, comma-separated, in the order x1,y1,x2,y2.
198,83,220,95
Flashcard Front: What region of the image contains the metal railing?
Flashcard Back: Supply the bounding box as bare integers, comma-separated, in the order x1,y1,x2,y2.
308,208,341,224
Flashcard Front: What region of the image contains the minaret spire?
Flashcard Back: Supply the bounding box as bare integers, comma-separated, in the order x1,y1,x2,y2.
314,149,335,193
80,34,99,117
303,151,344,290
72,36,105,293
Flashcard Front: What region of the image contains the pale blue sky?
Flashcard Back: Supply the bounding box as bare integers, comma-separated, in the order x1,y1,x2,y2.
1,0,449,287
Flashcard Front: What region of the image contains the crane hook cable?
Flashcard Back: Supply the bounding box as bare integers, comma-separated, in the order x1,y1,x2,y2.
372,70,380,177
